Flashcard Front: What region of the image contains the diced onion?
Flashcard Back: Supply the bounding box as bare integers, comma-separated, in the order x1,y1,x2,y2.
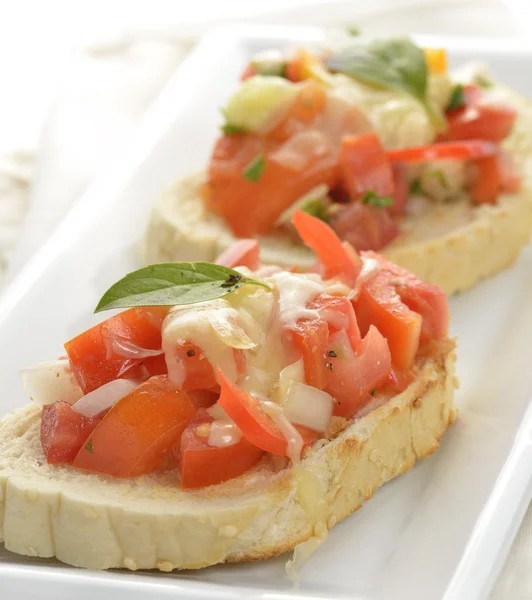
278,359,305,400
101,330,163,359
73,379,138,418
207,402,229,420
284,382,333,433
210,310,257,349
20,359,83,406
270,130,330,171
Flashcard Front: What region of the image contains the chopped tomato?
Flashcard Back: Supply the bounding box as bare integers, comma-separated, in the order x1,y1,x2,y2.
73,375,195,477
498,151,521,193
215,239,260,270
292,210,361,285
65,307,168,394
445,104,516,144
387,140,497,163
291,318,329,390
179,409,264,489
205,133,339,237
339,133,394,201
186,389,219,409
325,325,391,419
218,371,315,456
330,201,399,252
41,402,102,464
389,162,409,217
354,253,449,369
468,155,500,205
309,293,361,352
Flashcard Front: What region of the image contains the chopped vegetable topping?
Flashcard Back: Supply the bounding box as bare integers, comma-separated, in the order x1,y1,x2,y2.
300,197,330,222
221,123,247,135
409,178,423,195
361,190,394,208
447,84,466,111
243,152,266,182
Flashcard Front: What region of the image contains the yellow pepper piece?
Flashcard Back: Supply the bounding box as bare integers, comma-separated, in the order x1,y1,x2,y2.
424,48,448,75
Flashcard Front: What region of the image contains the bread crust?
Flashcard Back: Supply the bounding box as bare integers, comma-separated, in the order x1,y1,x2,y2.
0,344,457,571
144,85,532,295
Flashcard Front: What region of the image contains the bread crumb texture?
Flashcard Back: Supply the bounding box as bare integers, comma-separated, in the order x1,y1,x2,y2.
0,346,456,571
144,85,532,295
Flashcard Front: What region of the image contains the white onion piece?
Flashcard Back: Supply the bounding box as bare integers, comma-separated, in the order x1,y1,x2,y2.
207,402,229,420
284,382,333,433
278,359,305,401
101,327,163,359
20,359,83,406
73,379,138,418
208,420,243,448
210,311,257,350
270,130,330,171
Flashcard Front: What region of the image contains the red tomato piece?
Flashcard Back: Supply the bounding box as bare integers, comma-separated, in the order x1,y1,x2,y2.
325,325,391,419
384,366,417,393
205,133,339,237
217,371,315,457
41,402,102,464
389,162,409,217
292,210,361,285
354,253,449,369
215,239,260,270
65,307,168,394
445,104,516,144
308,293,361,352
386,140,497,163
73,375,195,477
339,133,395,201
498,151,521,193
330,201,400,252
468,155,500,205
291,318,329,390
179,409,264,489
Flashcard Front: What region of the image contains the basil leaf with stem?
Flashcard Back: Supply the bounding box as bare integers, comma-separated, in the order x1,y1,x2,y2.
95,262,270,313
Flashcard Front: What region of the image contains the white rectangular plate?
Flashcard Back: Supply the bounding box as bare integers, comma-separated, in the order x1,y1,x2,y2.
1,25,532,600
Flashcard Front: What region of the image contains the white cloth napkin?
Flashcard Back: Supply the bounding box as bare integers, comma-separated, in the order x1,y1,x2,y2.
1,1,531,597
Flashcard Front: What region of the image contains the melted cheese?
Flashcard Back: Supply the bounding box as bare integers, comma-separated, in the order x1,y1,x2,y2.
268,272,325,329
350,257,381,300
208,420,243,448
261,400,303,464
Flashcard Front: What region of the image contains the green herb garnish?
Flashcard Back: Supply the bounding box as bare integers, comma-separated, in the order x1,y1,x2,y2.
85,439,93,453
424,169,449,189
221,123,246,135
474,74,492,89
251,60,288,78
301,197,330,222
346,25,361,36
325,37,445,129
95,263,270,313
447,84,465,111
409,178,423,195
370,389,376,396
243,152,265,182
361,190,394,208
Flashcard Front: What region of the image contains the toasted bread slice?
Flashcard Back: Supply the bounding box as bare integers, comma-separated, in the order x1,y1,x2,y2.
0,343,456,571
144,85,532,294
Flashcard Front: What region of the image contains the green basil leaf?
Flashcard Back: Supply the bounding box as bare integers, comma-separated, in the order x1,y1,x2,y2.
346,24,361,37
243,152,265,182
361,190,394,208
95,262,270,313
221,123,247,135
325,37,445,129
474,74,492,89
446,84,465,111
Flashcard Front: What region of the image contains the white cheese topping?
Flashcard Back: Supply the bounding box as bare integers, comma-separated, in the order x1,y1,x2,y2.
268,271,325,329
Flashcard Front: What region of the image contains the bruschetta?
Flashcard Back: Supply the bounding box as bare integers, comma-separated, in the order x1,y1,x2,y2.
0,213,457,571
145,38,532,294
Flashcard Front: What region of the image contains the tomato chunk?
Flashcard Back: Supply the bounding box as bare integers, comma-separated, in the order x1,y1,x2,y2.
330,201,399,252
386,140,497,163
445,104,516,144
325,325,391,419
389,162,409,217
65,307,168,394
179,409,264,489
339,133,394,201
41,402,102,464
309,293,361,352
206,133,338,237
215,239,260,270
291,318,329,390
292,210,361,285
73,375,195,477
354,253,449,369
218,371,315,457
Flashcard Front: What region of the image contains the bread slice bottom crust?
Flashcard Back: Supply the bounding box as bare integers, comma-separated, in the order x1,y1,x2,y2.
0,344,457,572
